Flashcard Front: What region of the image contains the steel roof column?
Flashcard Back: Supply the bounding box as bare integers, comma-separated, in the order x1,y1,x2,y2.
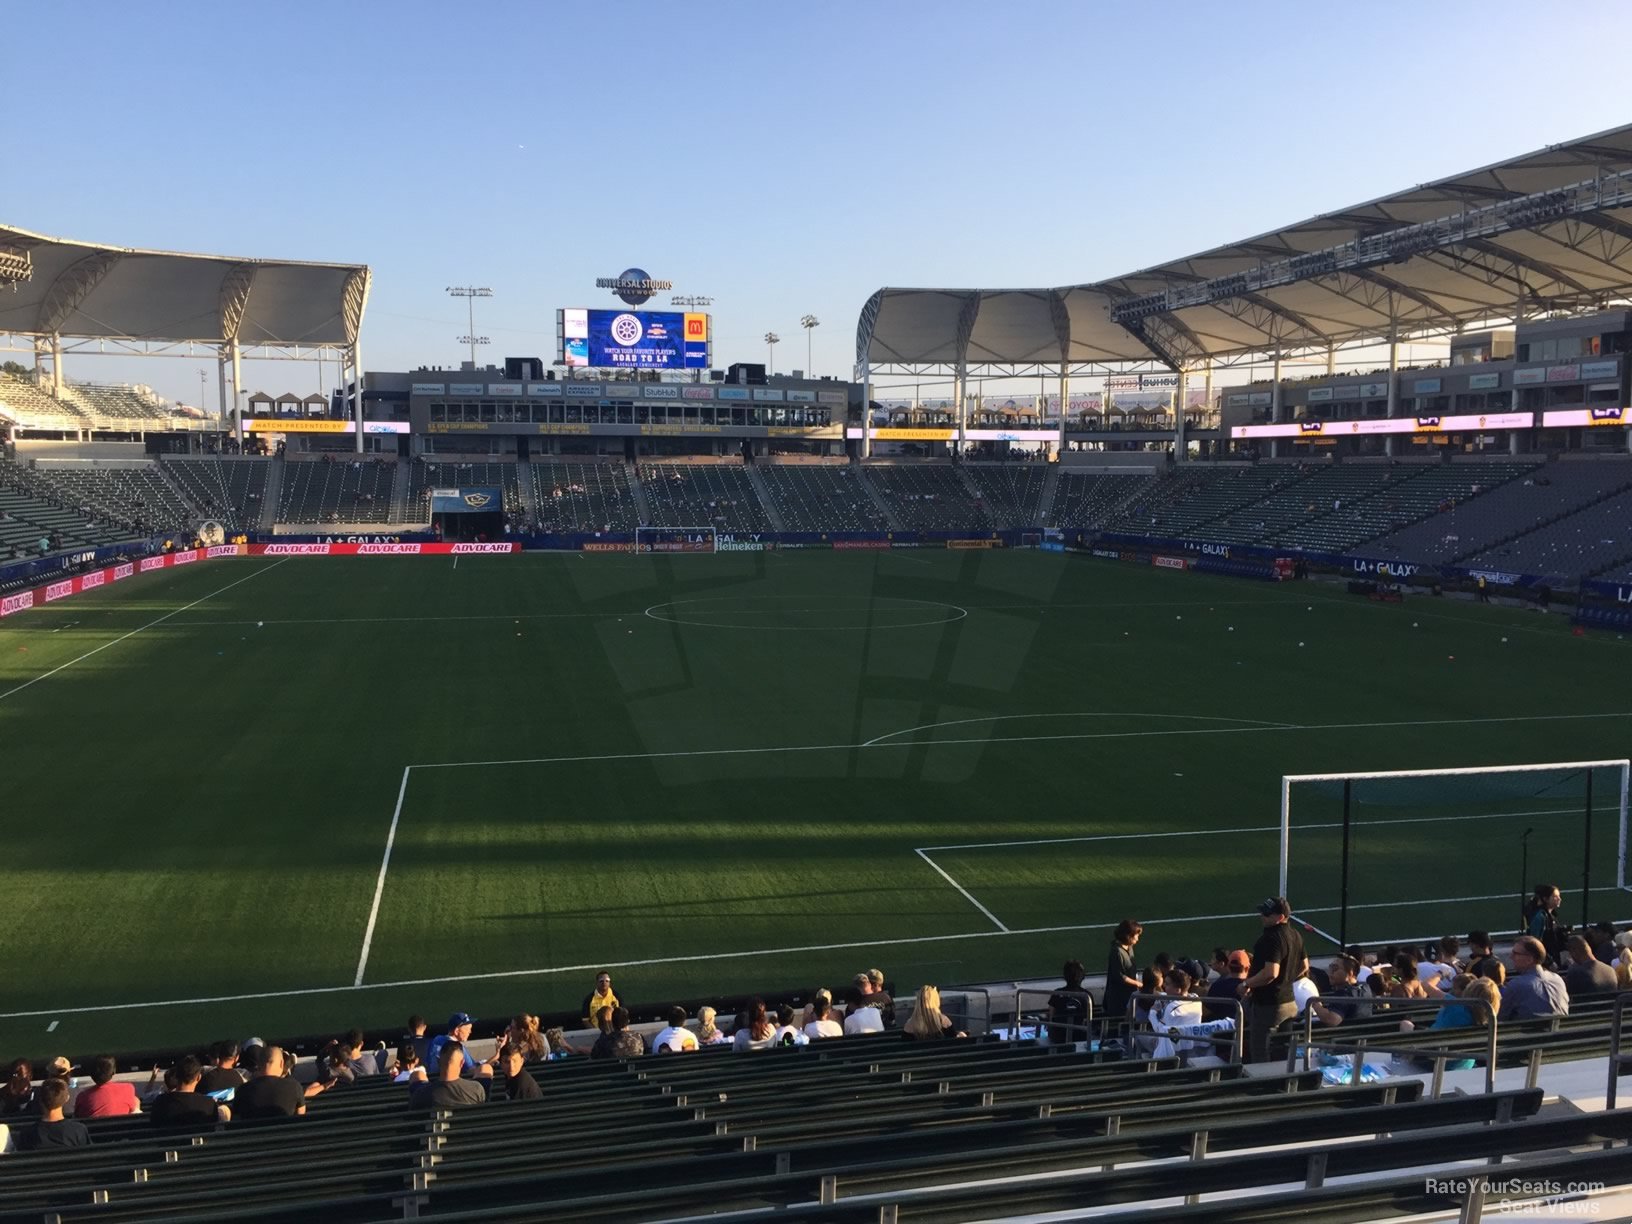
1057,367,1068,459
229,339,243,448
1174,369,1188,463
954,363,967,457
351,345,365,455
1385,332,1400,458
1269,353,1283,460
1203,366,1214,459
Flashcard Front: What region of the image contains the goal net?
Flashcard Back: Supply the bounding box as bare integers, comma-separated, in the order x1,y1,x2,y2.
1280,759,1630,950
636,527,717,554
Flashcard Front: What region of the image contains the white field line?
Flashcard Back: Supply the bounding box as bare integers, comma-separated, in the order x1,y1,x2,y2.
354,767,412,987
0,909,1266,1021
914,849,1010,933
408,709,1632,772
864,711,1298,749
920,806,1584,852
154,596,1291,629
0,559,292,704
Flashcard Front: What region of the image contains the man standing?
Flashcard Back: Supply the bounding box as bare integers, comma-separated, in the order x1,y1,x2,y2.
1240,897,1306,1063
1500,936,1570,1020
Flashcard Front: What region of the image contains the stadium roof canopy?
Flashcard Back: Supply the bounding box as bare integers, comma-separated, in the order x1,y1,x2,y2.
0,223,370,353
858,124,1632,376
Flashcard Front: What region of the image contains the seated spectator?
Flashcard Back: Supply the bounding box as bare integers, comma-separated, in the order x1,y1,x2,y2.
318,1031,380,1086
1204,950,1250,1020
803,996,844,1040
1307,956,1371,1027
1564,934,1618,999
234,1046,320,1120
1417,938,1460,991
651,1006,700,1054
732,999,779,1052
392,1045,425,1084
1465,931,1501,981
852,972,895,1028
405,1015,431,1065
582,972,618,1025
196,1042,245,1096
427,1014,489,1078
150,1056,229,1129
13,1078,88,1151
772,1004,808,1048
1,1059,33,1116
903,986,965,1040
1291,963,1321,1014
1500,936,1569,1020
1047,960,1091,1045
74,1056,140,1118
591,1007,646,1059
842,987,886,1035
695,1007,729,1047
505,1014,550,1062
408,1041,488,1110
497,1044,541,1101
545,1026,590,1057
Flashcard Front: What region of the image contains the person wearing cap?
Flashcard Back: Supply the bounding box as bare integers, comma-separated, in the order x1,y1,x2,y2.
583,973,618,1025
1203,950,1250,1021
1240,896,1307,1063
426,1014,491,1079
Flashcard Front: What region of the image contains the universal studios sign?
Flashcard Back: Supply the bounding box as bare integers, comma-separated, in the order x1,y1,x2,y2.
596,267,674,307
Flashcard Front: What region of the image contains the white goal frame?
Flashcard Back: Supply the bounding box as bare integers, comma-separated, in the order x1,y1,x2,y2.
1280,759,1631,943
635,526,717,554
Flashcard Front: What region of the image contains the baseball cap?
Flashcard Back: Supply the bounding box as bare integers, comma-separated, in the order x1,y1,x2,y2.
1256,896,1290,917
1227,950,1251,970
240,1037,265,1051
448,1012,474,1028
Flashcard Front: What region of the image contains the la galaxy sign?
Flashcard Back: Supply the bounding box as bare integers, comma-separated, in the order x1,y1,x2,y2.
596,267,674,307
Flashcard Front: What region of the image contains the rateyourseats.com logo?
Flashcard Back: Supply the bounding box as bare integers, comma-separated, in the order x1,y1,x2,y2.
1426,1177,1605,1215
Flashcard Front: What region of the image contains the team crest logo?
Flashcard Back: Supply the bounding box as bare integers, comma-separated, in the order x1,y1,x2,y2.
1299,420,1324,433
462,493,493,508
1590,407,1624,423
611,314,644,347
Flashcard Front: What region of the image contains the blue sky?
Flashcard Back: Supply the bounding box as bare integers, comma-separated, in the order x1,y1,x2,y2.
6,0,1632,406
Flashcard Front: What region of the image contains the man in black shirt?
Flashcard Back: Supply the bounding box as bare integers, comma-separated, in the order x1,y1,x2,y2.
196,1041,245,1097
498,1044,541,1101
232,1047,313,1120
151,1056,229,1129
1046,960,1091,1045
1240,896,1306,1063
14,1078,90,1151
1308,956,1371,1027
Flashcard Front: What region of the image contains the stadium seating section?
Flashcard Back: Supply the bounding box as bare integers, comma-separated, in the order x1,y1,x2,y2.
1101,465,1297,537
755,463,890,532
0,374,183,431
640,464,772,532
864,464,991,531
1462,484,1632,579
277,458,396,524
14,465,196,537
7,993,1632,1222
407,461,525,523
1045,472,1158,530
161,458,270,533
0,470,130,554
530,462,639,532
963,463,1051,529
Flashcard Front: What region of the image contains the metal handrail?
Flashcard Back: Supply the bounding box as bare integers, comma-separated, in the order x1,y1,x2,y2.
1604,992,1632,1108
1012,987,1095,1046
1125,992,1244,1064
1293,996,1497,1096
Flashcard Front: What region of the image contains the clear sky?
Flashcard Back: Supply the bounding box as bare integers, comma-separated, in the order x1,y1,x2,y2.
6,0,1632,407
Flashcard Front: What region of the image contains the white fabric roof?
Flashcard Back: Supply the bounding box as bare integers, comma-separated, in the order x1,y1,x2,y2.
0,224,370,347
860,124,1632,370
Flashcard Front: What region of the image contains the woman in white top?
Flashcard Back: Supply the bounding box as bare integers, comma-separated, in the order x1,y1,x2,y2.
802,996,844,1040
732,999,779,1052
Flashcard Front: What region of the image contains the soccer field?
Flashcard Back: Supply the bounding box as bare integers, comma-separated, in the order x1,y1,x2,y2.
3,548,1629,1055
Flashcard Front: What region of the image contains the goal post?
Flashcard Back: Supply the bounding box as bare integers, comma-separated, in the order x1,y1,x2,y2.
1279,759,1631,949
635,527,717,554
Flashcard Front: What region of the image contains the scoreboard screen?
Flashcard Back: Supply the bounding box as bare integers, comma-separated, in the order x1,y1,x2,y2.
560,309,711,370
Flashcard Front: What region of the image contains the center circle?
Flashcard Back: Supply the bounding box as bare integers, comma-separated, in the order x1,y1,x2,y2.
643,595,968,631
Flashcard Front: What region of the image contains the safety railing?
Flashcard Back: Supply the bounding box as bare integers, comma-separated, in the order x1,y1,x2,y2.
1125,992,1244,1064
1604,991,1632,1108
1291,996,1497,1096
1012,987,1095,1047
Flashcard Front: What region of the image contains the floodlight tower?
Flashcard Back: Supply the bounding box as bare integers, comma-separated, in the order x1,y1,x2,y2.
447,286,493,369
671,295,714,308
800,315,819,375
764,332,780,373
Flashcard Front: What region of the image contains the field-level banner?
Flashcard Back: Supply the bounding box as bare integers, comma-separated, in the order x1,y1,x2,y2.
0,548,229,620
247,542,521,557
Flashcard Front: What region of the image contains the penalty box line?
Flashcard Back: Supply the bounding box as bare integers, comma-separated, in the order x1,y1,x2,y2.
356,713,1632,983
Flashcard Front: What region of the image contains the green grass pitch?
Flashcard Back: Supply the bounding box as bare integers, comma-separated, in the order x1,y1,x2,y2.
1,548,1628,1055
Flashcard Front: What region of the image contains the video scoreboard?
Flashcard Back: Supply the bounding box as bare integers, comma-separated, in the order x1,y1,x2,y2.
558,308,712,370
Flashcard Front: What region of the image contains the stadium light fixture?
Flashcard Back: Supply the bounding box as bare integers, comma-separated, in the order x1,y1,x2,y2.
446,286,493,369
672,295,714,308
764,332,780,373
800,315,820,376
